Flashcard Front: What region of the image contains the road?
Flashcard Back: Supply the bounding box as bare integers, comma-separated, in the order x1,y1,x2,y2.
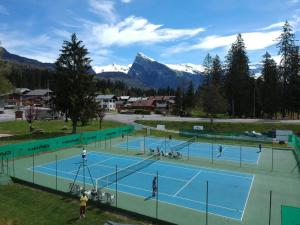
105,113,300,124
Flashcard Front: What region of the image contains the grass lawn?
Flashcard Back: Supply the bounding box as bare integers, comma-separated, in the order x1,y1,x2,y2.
0,120,125,145
0,183,147,225
136,120,300,133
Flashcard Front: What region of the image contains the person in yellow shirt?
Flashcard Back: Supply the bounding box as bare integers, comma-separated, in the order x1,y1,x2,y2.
79,193,88,218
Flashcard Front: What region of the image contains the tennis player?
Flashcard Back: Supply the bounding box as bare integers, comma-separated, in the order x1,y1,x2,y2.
82,148,87,161
257,144,262,153
217,145,223,157
152,176,157,197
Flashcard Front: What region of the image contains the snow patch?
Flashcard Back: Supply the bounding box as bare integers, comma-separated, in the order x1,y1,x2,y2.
94,64,131,74
166,63,204,74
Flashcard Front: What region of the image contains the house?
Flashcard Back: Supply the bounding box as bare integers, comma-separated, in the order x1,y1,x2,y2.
96,95,118,111
23,89,52,106
130,99,155,111
149,96,176,113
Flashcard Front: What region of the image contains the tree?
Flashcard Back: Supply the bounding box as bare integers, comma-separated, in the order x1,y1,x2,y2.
211,55,223,86
277,21,298,117
173,87,183,115
184,81,195,110
0,44,13,94
25,104,39,132
201,84,227,129
53,33,97,133
96,106,106,130
261,52,280,118
224,34,252,117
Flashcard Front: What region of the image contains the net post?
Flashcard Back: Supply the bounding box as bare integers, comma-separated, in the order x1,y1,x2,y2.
110,137,112,149
115,164,118,207
32,151,35,184
268,190,272,225
164,136,166,153
188,145,190,160
105,138,107,149
55,154,58,191
205,180,208,225
156,171,159,223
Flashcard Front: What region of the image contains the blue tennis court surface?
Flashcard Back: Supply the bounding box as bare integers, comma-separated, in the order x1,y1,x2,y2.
116,136,261,163
31,151,253,220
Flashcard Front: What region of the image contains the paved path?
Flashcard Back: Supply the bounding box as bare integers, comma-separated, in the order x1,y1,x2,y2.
105,113,300,125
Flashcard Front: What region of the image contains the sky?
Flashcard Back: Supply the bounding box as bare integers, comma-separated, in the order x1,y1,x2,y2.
0,0,299,72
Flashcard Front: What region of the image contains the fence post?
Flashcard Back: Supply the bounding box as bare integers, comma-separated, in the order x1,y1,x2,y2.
13,152,15,177
269,190,272,225
55,155,58,191
240,146,242,168
115,165,118,207
127,134,129,152
156,171,159,223
32,152,35,184
211,143,214,164
144,135,146,154
206,180,208,225
271,148,274,172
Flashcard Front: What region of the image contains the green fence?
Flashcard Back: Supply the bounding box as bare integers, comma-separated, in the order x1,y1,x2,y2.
281,205,300,225
288,134,300,152
179,129,273,143
0,125,134,160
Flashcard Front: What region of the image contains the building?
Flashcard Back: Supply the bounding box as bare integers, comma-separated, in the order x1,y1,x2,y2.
23,89,52,106
96,95,118,111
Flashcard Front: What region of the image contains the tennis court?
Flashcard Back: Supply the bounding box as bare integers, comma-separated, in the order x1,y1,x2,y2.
31,151,253,220
116,136,260,163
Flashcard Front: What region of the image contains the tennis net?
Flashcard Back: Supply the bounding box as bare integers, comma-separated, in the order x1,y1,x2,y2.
170,137,196,152
96,153,159,189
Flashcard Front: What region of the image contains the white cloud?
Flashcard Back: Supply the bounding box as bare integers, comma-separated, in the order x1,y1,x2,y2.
88,0,117,22
89,16,205,47
259,22,285,31
121,0,132,3
0,5,9,15
166,30,281,54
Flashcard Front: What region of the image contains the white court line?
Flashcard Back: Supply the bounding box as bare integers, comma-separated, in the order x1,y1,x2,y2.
117,182,242,213
241,175,255,221
69,156,115,173
89,151,253,179
173,171,202,197
90,162,189,183
31,164,244,221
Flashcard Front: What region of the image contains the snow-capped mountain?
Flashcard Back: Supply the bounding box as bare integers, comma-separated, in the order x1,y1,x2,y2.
94,64,131,74
166,63,205,74
96,52,204,89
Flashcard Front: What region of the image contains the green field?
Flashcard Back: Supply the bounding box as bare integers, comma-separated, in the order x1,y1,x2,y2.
0,183,146,225
0,120,124,145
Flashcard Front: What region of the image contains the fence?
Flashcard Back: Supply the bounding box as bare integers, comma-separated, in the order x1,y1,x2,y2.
0,125,134,160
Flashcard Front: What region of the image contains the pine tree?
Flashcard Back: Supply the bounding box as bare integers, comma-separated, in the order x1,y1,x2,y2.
261,52,280,118
184,81,195,110
224,34,252,117
173,87,183,115
53,33,97,133
211,55,223,85
277,21,298,117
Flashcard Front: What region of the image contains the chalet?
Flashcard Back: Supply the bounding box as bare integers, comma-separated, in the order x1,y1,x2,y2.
24,89,52,106
96,95,117,111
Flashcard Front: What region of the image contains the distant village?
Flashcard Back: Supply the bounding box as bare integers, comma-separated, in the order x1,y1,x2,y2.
0,88,176,120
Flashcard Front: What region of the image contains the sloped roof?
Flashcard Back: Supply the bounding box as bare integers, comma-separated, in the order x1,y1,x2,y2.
25,89,52,96
131,99,155,107
96,95,116,100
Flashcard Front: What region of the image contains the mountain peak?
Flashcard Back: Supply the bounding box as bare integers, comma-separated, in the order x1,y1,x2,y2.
136,52,155,62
